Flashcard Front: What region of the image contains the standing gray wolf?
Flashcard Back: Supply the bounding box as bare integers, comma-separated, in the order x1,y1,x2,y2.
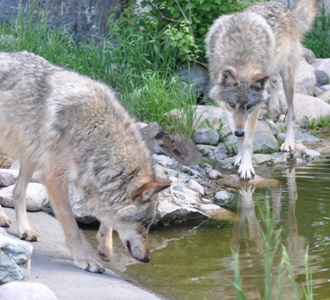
206,0,318,181
0,51,170,272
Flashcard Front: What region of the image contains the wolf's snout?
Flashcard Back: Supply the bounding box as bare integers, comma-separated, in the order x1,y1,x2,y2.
140,256,150,263
235,130,245,137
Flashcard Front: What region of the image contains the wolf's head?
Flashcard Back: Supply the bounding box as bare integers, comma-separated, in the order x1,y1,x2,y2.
110,178,171,263
209,67,269,137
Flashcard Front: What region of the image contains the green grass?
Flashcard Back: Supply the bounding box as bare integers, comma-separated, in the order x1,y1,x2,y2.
304,6,330,58
0,6,199,138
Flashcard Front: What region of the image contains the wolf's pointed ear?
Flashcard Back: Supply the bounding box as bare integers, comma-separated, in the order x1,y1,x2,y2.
221,67,238,87
133,178,171,202
251,73,269,91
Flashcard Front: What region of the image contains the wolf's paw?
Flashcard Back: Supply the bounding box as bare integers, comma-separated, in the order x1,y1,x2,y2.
20,228,39,241
232,156,242,167
0,213,11,227
237,164,255,181
280,142,295,152
75,258,105,273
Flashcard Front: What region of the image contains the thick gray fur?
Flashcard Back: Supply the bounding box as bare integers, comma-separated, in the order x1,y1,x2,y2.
0,51,170,272
206,0,318,181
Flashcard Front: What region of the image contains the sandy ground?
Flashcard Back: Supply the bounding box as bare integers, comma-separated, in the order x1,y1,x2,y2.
3,207,163,300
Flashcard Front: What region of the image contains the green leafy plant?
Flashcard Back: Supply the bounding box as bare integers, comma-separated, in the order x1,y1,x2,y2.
225,144,238,156
139,0,245,63
203,119,232,143
304,115,330,131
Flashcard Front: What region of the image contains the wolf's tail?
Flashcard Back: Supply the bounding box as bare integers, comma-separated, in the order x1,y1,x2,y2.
290,0,319,37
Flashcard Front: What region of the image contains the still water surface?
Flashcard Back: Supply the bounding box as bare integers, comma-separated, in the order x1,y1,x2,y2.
85,156,330,299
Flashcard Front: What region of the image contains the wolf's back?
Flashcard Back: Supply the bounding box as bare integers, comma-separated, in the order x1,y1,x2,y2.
290,0,319,36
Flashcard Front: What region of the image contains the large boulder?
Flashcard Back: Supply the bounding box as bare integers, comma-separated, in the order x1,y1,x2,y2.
254,121,279,151
169,105,229,132
0,0,123,44
0,183,49,211
175,63,209,101
278,92,330,126
0,282,58,300
0,228,33,283
293,59,317,96
313,58,330,79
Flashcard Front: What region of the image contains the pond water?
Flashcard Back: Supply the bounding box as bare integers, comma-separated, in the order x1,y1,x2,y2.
84,156,330,300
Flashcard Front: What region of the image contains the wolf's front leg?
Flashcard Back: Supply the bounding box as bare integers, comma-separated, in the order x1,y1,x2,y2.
280,65,295,152
237,138,255,181
236,106,260,181
13,166,39,240
0,205,11,227
97,223,113,261
232,137,243,167
233,136,255,181
45,171,104,273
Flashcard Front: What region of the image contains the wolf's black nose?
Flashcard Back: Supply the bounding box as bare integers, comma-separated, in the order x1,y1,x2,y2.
235,130,245,137
140,256,150,263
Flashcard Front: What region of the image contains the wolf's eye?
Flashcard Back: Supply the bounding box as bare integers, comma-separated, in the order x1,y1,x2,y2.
229,102,235,108
247,104,253,110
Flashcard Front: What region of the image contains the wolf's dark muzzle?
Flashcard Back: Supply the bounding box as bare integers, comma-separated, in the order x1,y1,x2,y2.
234,130,245,137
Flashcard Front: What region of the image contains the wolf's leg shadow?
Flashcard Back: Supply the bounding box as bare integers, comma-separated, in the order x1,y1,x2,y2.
237,106,260,181
280,65,295,152
97,223,113,261
12,163,39,240
45,168,105,273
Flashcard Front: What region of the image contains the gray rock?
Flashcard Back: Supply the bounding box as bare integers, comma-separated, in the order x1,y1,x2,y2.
276,132,286,142
199,204,231,216
279,92,330,126
172,185,184,192
315,69,329,87
193,128,219,145
142,123,202,166
293,59,316,95
0,282,58,300
0,170,18,187
252,154,273,165
175,63,209,101
169,105,230,133
0,1,123,44
254,121,279,151
0,228,33,284
313,58,330,79
276,127,319,143
153,154,178,168
68,185,97,224
164,168,180,178
305,149,321,158
155,189,208,226
295,128,320,142
214,191,234,206
160,134,202,166
314,86,325,97
207,169,223,180
197,144,228,161
187,179,204,195
320,85,330,92
318,90,330,101
0,183,49,211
